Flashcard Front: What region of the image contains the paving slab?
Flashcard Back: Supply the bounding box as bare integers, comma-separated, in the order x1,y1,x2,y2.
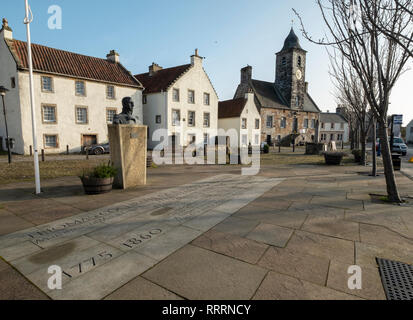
253,271,361,300
0,210,34,236
359,223,413,252
246,223,293,248
258,246,330,286
192,230,268,264
326,260,386,300
143,245,267,300
48,251,157,300
287,230,355,263
104,276,183,300
212,217,260,237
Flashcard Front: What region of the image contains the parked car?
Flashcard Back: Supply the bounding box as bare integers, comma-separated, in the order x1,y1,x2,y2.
87,143,110,155
376,138,408,156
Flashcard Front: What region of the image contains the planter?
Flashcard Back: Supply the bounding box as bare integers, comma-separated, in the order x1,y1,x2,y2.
324,152,345,165
81,176,114,195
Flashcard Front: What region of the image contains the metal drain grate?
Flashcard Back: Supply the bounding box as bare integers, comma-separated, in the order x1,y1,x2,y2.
376,258,413,300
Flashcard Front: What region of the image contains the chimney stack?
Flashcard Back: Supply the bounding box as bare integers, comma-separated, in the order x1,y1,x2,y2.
1,18,13,40
241,66,252,84
106,50,120,63
191,48,203,67
149,62,163,76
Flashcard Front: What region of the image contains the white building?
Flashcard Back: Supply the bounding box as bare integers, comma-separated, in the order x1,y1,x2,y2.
319,112,349,143
218,92,261,147
0,18,143,155
406,119,413,144
135,50,218,150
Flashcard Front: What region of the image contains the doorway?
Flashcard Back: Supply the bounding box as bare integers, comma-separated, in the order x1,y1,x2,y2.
82,134,97,151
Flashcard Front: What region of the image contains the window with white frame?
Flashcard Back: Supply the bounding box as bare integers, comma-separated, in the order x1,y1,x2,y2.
106,85,115,99
203,93,210,106
76,107,88,124
42,105,56,123
321,134,327,141
41,76,53,92
204,133,209,145
304,118,309,129
311,119,316,129
45,135,58,148
172,109,180,126
106,109,116,123
75,81,86,96
173,88,180,102
341,123,344,130
255,134,260,145
255,119,260,129
188,111,195,127
281,117,287,129
188,90,195,104
330,134,335,141
321,123,325,129
266,116,273,128
242,118,247,129
242,134,248,146
331,123,335,129
203,113,210,128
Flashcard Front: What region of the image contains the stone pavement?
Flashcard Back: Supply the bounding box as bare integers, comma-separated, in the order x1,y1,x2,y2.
0,162,412,300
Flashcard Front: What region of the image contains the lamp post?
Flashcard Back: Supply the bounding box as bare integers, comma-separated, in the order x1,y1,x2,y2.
24,0,41,194
0,86,12,164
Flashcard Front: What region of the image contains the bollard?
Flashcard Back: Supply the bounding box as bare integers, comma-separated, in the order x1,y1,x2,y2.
41,149,45,162
66,145,69,155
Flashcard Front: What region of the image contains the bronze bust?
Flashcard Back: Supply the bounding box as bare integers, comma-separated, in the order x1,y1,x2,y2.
113,97,138,125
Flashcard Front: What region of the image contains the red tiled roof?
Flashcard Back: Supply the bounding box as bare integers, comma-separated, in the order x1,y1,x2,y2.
6,39,142,88
135,64,192,94
218,98,247,119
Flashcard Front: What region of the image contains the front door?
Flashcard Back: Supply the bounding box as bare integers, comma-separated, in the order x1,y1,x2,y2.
82,135,97,151
267,135,272,146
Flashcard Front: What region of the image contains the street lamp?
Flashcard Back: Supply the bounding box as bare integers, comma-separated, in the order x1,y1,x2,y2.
0,86,12,164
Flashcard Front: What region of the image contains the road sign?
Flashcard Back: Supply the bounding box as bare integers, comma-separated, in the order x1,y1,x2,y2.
393,115,403,125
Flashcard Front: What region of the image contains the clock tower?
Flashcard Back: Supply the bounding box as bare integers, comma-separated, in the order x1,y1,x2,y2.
275,28,307,109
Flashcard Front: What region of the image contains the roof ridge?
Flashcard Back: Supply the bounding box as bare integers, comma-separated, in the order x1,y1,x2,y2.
134,63,192,77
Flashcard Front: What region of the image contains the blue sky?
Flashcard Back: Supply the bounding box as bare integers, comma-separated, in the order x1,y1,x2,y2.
2,0,412,124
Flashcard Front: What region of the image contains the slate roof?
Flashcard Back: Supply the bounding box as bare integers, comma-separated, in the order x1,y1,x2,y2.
5,39,142,88
320,113,347,123
281,28,304,51
218,98,247,119
244,79,321,113
135,64,192,94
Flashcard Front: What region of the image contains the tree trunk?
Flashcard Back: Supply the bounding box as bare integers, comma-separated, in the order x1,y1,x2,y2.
378,120,402,202
360,129,367,166
372,118,377,176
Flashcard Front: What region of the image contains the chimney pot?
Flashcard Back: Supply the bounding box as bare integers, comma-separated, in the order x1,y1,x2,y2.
1,17,13,39
106,50,120,63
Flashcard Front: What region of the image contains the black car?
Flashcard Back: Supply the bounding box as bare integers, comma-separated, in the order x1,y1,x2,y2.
87,143,110,155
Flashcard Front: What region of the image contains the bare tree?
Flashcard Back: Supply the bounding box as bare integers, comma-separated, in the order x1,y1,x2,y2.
330,51,373,166
294,0,412,202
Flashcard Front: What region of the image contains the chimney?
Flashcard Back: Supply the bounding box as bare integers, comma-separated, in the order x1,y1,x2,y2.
106,50,120,63
241,65,252,84
1,18,13,40
305,82,308,93
191,48,203,67
148,62,163,76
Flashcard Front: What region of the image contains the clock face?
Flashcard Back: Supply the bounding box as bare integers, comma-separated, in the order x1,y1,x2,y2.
296,70,302,80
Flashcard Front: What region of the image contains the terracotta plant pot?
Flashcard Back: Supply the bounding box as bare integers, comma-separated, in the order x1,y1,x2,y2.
323,152,345,165
80,176,114,195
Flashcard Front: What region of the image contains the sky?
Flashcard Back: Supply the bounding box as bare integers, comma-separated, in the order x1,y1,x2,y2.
2,0,412,125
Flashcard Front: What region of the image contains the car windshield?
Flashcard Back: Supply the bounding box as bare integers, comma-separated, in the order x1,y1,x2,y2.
394,138,404,144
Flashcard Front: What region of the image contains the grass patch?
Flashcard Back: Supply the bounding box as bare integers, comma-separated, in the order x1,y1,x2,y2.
0,159,109,185
260,152,325,165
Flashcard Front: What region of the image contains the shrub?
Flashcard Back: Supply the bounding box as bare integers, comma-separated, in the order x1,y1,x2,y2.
81,161,117,179
263,144,270,154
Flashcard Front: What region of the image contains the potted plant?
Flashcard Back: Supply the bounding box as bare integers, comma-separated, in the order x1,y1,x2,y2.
323,152,346,165
352,149,363,163
263,144,270,154
80,161,117,195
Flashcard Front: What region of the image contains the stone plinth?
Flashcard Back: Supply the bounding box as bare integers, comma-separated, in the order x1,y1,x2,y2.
108,124,147,189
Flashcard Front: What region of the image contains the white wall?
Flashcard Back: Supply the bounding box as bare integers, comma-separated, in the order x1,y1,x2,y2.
0,37,24,154
166,60,219,147
143,92,167,149
18,72,142,154
406,120,413,144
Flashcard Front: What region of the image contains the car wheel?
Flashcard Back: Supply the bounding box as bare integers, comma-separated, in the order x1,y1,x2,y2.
94,148,104,155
